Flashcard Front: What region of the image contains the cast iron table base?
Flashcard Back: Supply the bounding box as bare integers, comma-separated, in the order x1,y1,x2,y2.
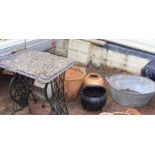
10,73,68,115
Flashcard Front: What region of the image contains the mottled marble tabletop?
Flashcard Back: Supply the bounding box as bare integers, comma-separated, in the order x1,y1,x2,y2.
0,50,74,83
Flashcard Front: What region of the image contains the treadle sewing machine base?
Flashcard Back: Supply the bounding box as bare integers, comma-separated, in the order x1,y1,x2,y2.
0,50,74,115
10,73,68,115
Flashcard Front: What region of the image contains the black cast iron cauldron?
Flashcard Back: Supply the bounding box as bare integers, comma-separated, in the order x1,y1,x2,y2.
81,86,109,111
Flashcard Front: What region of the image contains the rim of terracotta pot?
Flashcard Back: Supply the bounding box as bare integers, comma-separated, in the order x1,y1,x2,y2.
126,109,140,115
65,66,86,81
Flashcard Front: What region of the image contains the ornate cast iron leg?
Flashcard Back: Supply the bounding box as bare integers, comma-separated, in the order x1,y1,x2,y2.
45,72,69,115
10,74,36,114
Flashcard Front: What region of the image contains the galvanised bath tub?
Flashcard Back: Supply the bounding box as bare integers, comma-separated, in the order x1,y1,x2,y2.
107,74,155,107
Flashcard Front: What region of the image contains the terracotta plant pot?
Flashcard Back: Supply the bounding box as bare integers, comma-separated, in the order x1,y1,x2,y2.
64,66,86,102
83,73,104,88
126,109,140,115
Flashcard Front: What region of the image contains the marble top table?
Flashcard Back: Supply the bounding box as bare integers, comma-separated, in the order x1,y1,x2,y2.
0,50,74,83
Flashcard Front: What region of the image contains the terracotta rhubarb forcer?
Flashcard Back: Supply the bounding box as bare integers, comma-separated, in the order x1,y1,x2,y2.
64,66,86,102
83,73,104,88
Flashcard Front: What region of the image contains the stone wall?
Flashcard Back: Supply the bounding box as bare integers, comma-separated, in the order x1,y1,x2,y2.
51,39,151,75
68,40,91,64
106,49,150,74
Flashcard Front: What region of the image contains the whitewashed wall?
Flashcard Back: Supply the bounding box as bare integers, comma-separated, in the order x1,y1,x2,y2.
53,39,151,75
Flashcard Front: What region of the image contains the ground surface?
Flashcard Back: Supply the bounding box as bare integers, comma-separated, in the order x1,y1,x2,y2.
0,64,155,115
